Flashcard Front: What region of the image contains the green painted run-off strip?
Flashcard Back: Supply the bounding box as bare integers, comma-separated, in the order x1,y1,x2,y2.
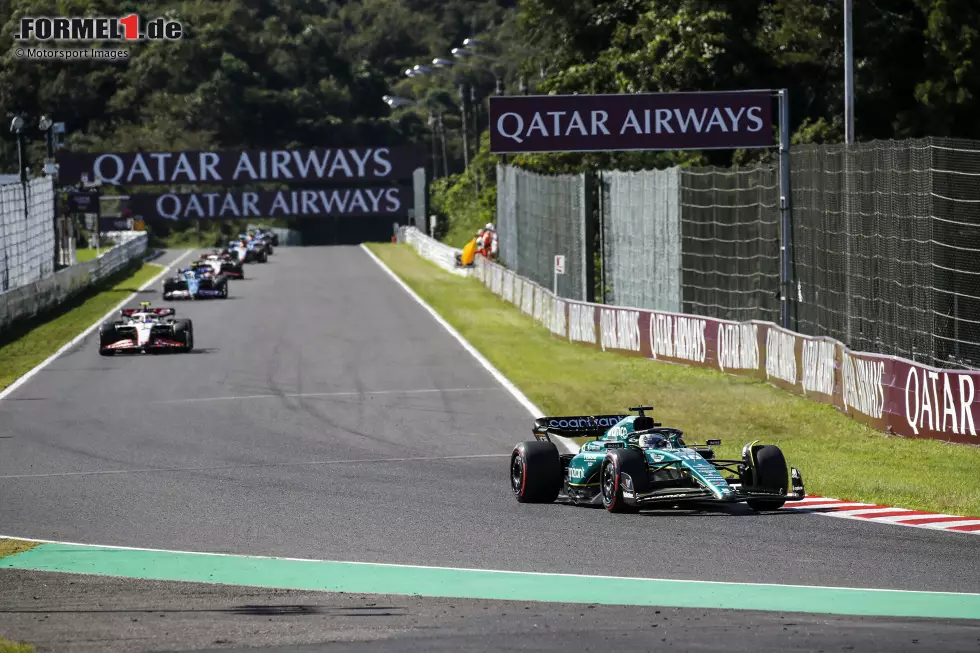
2,543,979,620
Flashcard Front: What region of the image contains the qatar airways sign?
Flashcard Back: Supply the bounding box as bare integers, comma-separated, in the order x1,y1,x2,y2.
129,187,409,220
488,91,773,153
55,147,423,185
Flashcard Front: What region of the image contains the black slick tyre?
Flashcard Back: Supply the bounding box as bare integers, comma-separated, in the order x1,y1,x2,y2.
173,319,194,352
601,449,647,513
746,445,788,511
510,441,561,503
98,323,117,356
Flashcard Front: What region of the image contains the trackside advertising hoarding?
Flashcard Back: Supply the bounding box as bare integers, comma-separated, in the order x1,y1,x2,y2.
128,186,411,220
473,254,980,447
488,91,773,154
55,147,424,185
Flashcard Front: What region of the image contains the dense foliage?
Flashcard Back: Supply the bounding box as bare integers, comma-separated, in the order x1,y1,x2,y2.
2,1,978,239
0,0,515,171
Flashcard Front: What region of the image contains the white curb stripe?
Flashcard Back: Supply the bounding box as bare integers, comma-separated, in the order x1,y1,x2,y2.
918,520,980,529
829,507,909,516
782,496,980,535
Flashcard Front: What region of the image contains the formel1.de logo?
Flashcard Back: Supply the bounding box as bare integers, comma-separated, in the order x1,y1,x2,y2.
15,15,183,42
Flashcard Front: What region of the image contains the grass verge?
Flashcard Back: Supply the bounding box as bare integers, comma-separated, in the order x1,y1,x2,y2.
0,539,39,559
0,262,164,391
0,637,35,653
367,243,980,517
74,248,99,263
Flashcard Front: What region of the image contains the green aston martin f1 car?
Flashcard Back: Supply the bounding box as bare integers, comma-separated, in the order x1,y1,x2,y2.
510,406,805,513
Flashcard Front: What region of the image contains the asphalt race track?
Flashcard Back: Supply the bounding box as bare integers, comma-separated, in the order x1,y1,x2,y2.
1,245,979,650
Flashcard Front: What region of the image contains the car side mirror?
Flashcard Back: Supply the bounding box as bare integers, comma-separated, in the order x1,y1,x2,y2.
706,439,721,446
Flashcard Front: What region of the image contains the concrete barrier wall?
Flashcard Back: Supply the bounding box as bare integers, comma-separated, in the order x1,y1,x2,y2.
393,227,979,447
0,233,148,334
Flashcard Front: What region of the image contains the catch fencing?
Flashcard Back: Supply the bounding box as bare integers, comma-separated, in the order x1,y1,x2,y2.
496,165,592,300
493,136,980,370
792,138,980,370
0,232,148,333
600,169,682,313
0,178,55,293
678,165,781,324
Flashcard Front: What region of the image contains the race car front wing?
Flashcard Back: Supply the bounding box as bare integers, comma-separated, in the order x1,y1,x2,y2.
621,467,806,506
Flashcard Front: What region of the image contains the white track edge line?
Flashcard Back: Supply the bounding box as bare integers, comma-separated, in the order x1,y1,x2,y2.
360,244,542,418
0,249,193,403
2,535,979,597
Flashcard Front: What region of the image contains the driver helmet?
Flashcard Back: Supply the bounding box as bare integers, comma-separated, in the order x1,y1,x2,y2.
485,223,495,231
638,433,668,449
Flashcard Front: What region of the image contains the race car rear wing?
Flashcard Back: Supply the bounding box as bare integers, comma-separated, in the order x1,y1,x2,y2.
121,307,175,317
533,415,629,438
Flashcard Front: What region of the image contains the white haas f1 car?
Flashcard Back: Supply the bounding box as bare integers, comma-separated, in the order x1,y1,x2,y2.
98,302,194,355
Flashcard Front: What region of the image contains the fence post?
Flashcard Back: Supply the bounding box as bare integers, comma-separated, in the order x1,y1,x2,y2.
597,169,606,305
778,89,793,330
583,170,597,303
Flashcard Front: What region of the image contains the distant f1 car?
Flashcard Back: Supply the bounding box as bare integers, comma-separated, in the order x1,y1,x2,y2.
250,228,277,252
223,239,249,264
241,232,272,260
225,236,267,263
510,406,805,513
99,302,193,355
163,263,229,299
199,250,244,279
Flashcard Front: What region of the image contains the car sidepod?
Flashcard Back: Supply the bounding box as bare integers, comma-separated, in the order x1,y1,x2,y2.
565,445,609,504
640,448,735,502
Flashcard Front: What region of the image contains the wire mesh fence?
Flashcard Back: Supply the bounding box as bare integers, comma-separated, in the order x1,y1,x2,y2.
0,178,55,293
600,168,682,312
678,165,781,323
496,165,591,300
492,136,980,368
925,139,980,369
791,137,980,369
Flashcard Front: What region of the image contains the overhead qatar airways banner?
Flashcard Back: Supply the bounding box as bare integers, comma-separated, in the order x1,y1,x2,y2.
488,91,773,153
129,186,410,220
55,147,423,185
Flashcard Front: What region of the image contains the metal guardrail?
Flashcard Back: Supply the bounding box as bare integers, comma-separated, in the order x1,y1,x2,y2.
395,226,471,277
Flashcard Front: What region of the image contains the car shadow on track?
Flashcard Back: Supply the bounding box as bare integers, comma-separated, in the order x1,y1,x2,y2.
102,348,218,357
565,502,801,518
0,604,405,617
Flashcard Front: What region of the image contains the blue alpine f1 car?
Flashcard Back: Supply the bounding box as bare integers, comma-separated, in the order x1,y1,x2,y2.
510,406,805,513
162,262,228,300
